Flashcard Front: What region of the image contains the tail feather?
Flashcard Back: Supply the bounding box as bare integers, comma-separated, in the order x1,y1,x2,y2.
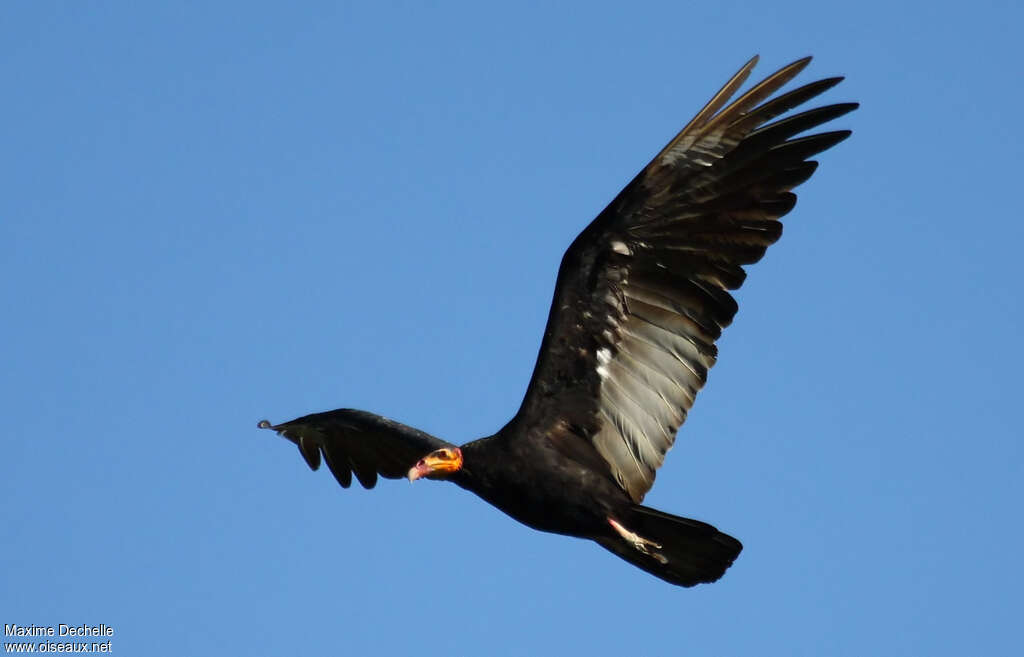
597,505,742,587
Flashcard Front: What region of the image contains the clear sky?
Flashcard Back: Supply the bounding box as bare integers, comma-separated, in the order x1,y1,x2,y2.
2,2,1021,655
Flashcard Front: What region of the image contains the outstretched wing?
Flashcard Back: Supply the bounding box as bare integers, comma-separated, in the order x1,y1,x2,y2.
511,56,856,502
258,409,453,489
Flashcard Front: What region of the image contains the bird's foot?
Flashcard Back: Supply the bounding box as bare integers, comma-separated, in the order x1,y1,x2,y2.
608,517,667,564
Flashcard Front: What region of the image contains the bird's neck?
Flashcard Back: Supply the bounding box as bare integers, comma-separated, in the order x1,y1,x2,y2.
449,433,510,494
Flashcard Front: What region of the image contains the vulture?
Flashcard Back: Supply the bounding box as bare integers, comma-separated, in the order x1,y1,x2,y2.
259,55,856,587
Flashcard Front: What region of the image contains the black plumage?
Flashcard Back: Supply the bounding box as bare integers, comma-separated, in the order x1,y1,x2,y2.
259,55,856,587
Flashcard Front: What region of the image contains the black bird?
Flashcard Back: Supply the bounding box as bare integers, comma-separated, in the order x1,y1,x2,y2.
259,55,856,587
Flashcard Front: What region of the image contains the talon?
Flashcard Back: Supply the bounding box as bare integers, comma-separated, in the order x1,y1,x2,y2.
608,517,666,562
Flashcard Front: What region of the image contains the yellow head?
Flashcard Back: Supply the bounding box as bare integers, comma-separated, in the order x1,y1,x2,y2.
407,447,463,481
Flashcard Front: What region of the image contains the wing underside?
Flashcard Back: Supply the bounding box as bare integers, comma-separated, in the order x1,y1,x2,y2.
259,409,452,490
513,56,856,501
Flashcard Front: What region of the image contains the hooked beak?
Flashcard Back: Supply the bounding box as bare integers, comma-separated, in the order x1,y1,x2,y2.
407,447,463,482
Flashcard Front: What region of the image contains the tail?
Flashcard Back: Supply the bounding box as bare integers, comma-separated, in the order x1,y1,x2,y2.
597,505,742,587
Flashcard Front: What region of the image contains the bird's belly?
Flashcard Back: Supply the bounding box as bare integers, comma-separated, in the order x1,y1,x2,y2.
469,466,625,538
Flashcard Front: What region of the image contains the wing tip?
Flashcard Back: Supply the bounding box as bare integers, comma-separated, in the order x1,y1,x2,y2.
746,53,816,78
829,128,854,142
298,436,322,471
764,55,813,87
790,54,813,69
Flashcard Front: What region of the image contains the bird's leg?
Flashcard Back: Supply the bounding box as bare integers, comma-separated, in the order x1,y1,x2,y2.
608,517,667,564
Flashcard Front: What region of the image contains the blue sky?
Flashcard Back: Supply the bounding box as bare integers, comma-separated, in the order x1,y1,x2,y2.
2,2,1021,655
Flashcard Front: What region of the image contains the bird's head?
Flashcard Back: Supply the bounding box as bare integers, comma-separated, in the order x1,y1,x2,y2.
407,447,463,482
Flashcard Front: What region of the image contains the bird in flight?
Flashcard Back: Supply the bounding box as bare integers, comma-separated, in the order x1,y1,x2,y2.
259,55,856,587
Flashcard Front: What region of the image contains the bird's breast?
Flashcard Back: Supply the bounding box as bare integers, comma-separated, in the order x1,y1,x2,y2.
457,441,628,538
